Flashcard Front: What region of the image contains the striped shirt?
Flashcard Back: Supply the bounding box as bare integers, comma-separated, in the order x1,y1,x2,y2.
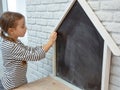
1,39,45,90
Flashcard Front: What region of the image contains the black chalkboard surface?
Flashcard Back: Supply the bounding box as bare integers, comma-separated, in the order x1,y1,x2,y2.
56,1,104,90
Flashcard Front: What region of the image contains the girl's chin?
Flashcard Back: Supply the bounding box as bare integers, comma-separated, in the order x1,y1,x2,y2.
21,35,25,37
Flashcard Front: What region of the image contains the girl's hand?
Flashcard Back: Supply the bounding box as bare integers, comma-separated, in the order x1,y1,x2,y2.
43,32,57,52
48,31,57,46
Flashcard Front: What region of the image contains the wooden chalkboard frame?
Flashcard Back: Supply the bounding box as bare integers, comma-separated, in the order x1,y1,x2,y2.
52,0,117,90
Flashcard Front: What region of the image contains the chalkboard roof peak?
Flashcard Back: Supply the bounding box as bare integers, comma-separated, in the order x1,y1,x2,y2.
54,0,120,56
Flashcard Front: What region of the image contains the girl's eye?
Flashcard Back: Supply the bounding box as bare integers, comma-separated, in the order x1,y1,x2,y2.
21,26,25,28
21,24,26,28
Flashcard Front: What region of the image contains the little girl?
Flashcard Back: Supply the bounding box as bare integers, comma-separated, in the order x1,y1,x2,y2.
0,11,57,90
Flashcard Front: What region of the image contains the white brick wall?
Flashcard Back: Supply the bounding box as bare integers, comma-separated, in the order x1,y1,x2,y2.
26,0,120,89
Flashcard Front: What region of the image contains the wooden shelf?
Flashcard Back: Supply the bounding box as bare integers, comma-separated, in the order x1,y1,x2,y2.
14,76,72,90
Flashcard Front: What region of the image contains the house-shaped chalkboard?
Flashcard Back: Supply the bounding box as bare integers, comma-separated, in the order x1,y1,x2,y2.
53,0,120,90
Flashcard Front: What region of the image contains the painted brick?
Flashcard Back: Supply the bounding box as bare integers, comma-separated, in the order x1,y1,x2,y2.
111,65,120,77
41,12,54,19
29,74,39,82
47,59,52,66
110,75,120,87
31,70,43,78
28,30,37,37
30,0,41,5
103,22,120,33
112,56,120,66
36,5,47,12
34,12,41,18
27,12,36,18
109,84,120,90
59,3,69,11
40,0,53,4
95,11,113,22
100,0,120,10
27,18,36,24
34,25,42,30
53,0,68,3
47,4,62,11
31,25,41,30
44,64,52,72
26,0,32,5
29,62,38,70
88,1,100,10
39,32,48,38
53,11,64,19
37,67,49,76
113,12,120,22
46,26,55,33
36,19,48,25
37,61,44,68
111,33,120,45
26,6,36,12
47,19,59,26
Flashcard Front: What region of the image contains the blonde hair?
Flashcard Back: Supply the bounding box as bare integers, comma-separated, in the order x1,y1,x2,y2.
0,11,24,42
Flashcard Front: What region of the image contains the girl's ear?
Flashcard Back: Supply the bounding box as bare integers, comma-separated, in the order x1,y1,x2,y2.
8,28,14,35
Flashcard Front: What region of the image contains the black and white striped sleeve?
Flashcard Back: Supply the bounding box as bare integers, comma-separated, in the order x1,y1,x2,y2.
10,44,46,61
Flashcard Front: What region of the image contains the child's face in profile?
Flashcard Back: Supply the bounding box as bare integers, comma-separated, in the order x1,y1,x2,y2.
13,18,27,38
